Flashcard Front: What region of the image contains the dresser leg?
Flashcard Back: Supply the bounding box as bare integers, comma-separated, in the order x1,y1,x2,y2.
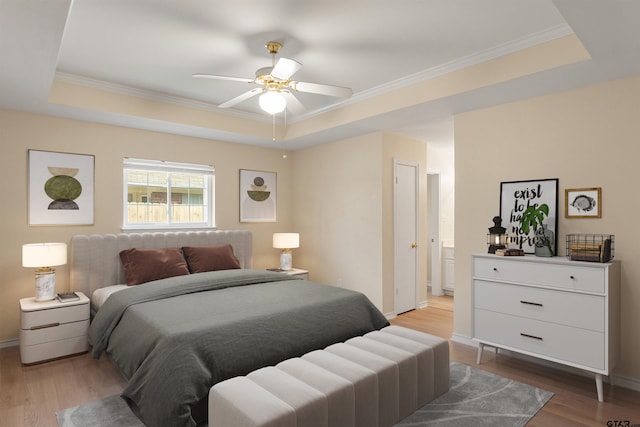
595,374,604,402
476,343,484,364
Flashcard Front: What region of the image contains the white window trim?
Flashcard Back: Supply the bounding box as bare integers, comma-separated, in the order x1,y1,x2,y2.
122,158,215,230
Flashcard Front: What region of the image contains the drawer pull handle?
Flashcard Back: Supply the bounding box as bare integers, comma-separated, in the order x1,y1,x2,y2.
520,300,543,307
570,275,575,279
520,333,543,341
493,268,498,271
30,322,60,330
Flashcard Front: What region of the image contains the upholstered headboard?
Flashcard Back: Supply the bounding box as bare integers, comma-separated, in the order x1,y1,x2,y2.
70,230,252,297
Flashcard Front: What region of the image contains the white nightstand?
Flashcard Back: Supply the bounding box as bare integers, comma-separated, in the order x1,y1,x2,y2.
19,292,90,364
268,268,309,280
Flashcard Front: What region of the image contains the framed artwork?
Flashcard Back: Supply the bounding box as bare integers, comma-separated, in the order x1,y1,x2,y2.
500,178,558,254
28,149,95,225
565,187,601,218
239,169,276,222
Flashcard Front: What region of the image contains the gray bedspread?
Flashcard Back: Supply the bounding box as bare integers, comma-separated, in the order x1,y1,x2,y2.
88,269,389,427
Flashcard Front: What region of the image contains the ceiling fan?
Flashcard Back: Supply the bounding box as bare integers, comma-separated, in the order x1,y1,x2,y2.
193,41,353,115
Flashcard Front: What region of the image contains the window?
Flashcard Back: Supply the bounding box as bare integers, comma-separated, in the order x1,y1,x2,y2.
123,158,215,229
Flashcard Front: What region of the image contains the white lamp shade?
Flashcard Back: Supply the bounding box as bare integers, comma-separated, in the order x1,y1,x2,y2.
22,243,67,268
259,91,286,114
273,233,299,249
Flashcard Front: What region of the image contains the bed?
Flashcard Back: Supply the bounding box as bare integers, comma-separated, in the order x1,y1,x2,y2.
70,230,389,427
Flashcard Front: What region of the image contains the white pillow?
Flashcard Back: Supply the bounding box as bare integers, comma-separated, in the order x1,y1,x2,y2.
91,284,128,309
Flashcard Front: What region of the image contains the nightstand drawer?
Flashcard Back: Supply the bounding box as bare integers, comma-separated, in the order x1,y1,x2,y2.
20,335,89,365
21,303,89,329
20,319,89,346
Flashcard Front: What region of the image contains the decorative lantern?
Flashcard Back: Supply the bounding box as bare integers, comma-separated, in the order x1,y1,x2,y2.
487,216,508,254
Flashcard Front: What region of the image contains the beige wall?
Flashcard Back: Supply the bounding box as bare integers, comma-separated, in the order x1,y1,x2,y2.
0,109,293,342
454,74,640,380
291,133,384,307
292,131,427,314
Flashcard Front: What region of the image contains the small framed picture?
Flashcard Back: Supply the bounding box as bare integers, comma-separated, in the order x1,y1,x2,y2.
565,187,601,218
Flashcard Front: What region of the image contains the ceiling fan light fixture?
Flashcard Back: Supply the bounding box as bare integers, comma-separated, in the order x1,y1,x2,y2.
259,91,286,114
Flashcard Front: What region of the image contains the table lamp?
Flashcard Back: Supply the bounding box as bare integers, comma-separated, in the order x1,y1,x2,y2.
22,242,67,301
273,233,299,271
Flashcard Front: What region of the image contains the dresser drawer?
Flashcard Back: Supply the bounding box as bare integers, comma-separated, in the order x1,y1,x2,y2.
474,280,605,332
474,310,605,371
473,257,605,293
20,320,89,346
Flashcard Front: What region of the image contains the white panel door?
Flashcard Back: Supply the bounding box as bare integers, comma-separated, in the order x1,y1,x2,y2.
394,160,419,314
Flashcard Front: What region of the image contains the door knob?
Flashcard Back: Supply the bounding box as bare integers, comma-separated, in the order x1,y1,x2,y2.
411,243,418,248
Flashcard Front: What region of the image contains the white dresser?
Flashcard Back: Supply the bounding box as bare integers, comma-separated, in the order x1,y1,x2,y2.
472,253,620,401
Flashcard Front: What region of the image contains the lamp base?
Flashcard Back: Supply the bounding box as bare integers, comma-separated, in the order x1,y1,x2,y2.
34,268,56,301
279,251,292,271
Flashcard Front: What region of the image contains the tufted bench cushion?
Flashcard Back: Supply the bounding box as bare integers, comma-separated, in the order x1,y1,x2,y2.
208,326,449,427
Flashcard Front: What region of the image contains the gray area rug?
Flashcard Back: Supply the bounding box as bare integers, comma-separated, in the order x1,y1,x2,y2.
395,362,554,426
57,362,553,427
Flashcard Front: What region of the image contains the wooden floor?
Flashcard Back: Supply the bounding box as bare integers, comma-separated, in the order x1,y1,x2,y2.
1,293,639,426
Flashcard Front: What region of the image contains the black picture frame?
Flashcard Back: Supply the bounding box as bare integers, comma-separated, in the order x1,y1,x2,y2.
500,178,558,254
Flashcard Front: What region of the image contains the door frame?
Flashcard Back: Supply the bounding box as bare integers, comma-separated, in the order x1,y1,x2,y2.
427,169,443,297
393,158,419,314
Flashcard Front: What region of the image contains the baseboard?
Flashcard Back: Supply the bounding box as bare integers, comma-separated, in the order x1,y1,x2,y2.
612,372,640,393
384,300,429,319
0,337,19,349
450,333,476,347
449,333,640,392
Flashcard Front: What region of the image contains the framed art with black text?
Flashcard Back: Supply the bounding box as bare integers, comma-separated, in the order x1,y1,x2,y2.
500,178,558,254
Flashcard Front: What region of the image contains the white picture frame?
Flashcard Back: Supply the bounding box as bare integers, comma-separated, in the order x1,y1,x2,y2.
239,169,276,223
28,149,94,225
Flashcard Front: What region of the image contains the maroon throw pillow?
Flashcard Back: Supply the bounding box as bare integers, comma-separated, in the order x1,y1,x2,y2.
182,244,241,273
119,247,190,286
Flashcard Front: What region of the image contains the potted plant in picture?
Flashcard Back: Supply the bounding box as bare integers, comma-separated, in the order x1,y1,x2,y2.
519,203,555,257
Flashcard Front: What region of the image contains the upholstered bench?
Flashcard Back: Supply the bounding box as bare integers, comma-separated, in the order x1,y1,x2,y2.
208,326,449,427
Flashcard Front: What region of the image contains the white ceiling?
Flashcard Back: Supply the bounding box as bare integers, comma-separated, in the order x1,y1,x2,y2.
1,0,640,150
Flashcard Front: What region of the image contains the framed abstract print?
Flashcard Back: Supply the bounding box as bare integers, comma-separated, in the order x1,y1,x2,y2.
28,149,94,225
239,169,276,222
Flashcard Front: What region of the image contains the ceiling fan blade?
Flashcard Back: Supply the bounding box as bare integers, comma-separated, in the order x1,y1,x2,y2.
281,91,306,115
218,88,263,109
192,73,254,84
289,81,353,98
271,58,302,81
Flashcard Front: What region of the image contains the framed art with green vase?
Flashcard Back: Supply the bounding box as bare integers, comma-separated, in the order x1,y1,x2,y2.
499,178,558,255
28,149,94,225
239,169,277,222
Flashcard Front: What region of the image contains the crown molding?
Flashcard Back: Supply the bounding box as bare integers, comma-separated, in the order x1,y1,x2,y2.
288,24,574,123
53,72,272,123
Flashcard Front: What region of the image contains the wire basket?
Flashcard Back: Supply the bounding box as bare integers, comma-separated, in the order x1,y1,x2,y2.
566,234,614,262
